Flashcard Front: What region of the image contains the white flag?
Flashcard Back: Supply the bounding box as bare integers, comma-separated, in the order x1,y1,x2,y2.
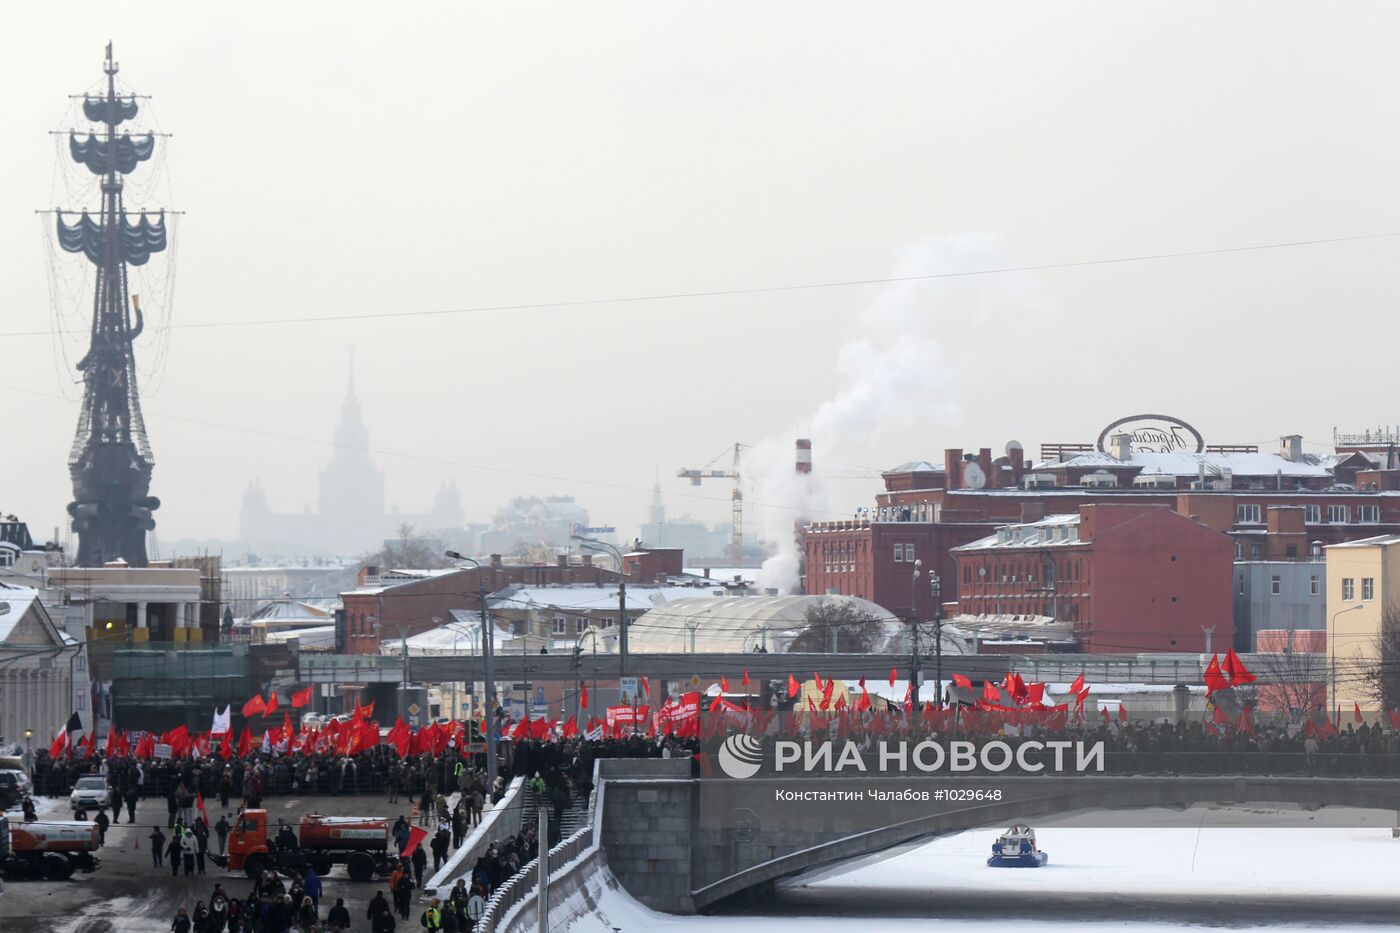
211,704,231,736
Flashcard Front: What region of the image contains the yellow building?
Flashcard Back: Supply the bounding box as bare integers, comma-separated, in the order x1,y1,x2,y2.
1324,534,1400,714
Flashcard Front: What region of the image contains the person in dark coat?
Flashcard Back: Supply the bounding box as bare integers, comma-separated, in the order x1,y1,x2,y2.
410,843,428,890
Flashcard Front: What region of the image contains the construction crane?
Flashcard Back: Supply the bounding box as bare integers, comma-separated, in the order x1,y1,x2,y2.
678,442,747,565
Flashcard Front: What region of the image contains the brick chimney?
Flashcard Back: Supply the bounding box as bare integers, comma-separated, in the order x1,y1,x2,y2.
944,448,963,490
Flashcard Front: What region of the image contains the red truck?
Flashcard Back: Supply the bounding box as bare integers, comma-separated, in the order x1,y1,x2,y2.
0,817,102,880
220,810,395,882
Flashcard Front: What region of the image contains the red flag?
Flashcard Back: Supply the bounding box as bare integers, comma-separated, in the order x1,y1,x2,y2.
1068,673,1086,696
1222,648,1257,686
562,717,579,738
1118,703,1127,722
135,732,155,760
290,686,314,709
1026,682,1046,706
242,694,266,718
813,672,824,691
949,673,970,689
401,826,429,858
1388,709,1400,730
1203,655,1229,695
1354,702,1363,724
237,727,253,758
888,667,898,688
788,674,800,698
580,683,588,708
48,726,67,759
742,669,751,687
640,677,650,697
857,689,872,712
196,791,208,825
822,678,835,704
263,693,279,716
981,680,1001,705
1100,706,1111,724
1212,703,1228,723
219,730,233,760
720,675,730,693
1238,704,1255,734
709,695,724,712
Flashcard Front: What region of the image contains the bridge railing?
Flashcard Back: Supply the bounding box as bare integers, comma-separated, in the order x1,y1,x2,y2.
477,760,606,933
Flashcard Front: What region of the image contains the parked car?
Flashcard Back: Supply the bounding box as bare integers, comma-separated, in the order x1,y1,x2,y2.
68,776,110,813
0,770,30,810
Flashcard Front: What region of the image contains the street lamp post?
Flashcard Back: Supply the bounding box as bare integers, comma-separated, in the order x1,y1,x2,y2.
572,535,628,673
910,560,923,705
446,552,498,792
1330,603,1364,726
23,727,33,775
930,571,942,707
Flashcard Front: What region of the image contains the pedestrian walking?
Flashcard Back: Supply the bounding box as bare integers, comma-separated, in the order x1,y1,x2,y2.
94,808,110,846
215,814,230,856
166,834,183,877
171,906,191,933
150,826,166,868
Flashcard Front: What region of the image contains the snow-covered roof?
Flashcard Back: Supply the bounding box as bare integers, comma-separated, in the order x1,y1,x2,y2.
486,583,727,615
627,594,901,653
1047,450,1332,478
342,567,462,596
263,624,337,649
885,461,943,474
0,586,41,643
953,512,1084,552
247,598,334,624
0,585,71,646
391,611,518,654
942,613,1077,644
1325,534,1400,549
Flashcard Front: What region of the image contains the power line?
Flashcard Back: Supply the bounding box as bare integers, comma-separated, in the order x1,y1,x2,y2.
11,229,1400,338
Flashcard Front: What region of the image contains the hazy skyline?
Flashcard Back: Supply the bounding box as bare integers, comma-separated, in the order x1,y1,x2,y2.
8,3,1400,554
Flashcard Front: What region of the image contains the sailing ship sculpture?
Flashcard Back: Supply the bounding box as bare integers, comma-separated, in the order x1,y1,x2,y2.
55,44,168,566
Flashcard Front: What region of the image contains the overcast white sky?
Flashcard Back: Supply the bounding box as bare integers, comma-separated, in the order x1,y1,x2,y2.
6,3,1400,549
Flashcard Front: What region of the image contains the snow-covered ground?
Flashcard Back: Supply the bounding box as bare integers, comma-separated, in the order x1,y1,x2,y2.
2,794,61,820
569,807,1400,932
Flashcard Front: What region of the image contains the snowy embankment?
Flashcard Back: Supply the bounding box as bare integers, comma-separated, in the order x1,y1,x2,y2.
566,807,1400,933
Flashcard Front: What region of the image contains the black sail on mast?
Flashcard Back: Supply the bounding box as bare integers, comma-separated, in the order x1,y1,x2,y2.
58,44,167,567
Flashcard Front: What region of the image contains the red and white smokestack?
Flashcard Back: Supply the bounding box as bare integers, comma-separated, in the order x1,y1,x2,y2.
795,438,812,475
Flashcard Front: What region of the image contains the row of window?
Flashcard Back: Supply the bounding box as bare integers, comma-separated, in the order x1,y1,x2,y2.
961,558,1085,586
961,598,1083,621
1257,574,1322,596
1236,504,1381,524
1341,577,1376,601
550,615,619,634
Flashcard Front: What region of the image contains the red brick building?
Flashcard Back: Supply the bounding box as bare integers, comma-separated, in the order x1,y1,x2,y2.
804,428,1400,642
951,504,1233,653
341,555,623,655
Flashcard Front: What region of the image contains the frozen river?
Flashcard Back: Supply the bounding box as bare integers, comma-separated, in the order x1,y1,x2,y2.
571,806,1400,932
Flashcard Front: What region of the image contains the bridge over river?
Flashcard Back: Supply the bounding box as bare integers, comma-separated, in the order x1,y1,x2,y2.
595,757,1400,913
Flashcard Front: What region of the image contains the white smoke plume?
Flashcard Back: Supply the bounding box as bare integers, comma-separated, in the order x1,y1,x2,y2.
752,235,1029,593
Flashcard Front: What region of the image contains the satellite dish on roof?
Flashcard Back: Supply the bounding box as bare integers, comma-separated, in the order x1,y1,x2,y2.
1006,440,1023,456
962,461,987,489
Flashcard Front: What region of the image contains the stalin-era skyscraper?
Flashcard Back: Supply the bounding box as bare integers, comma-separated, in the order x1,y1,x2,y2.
54,44,168,566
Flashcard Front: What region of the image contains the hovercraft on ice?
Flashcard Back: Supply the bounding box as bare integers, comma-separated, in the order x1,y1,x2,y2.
986,824,1048,867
